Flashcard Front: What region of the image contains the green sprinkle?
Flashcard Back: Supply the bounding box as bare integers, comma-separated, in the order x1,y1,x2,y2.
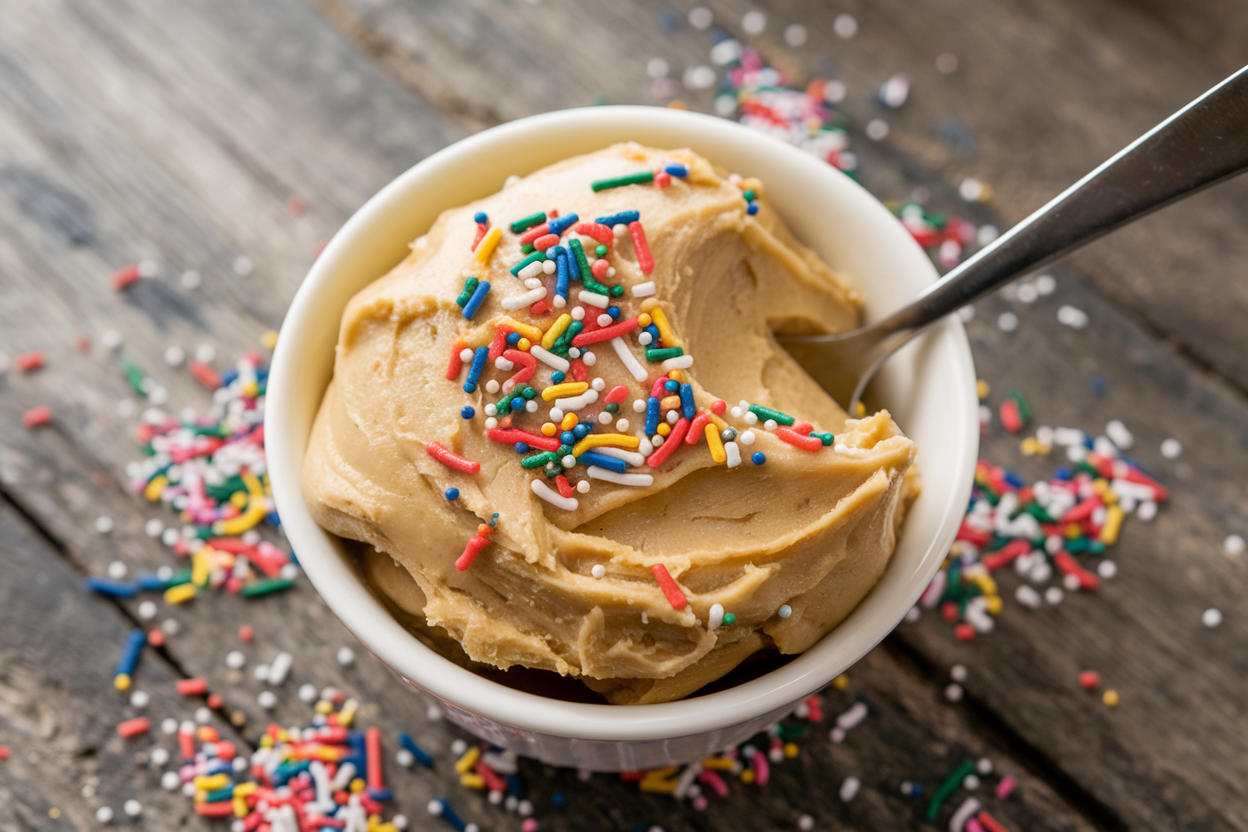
721,612,736,626
646,347,684,362
609,285,625,297
742,189,756,201
520,386,537,400
119,356,146,395
811,431,835,446
572,238,610,294
926,759,977,822
591,171,654,192
605,402,620,414
543,461,563,478
748,404,795,426
594,244,608,257
521,243,534,254
455,277,479,308
1008,389,1032,422
776,722,807,740
552,321,584,355
521,451,559,469
242,578,296,597
509,250,546,277
510,212,546,234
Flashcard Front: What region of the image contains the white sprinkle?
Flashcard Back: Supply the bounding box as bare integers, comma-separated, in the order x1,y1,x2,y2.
784,23,808,47
502,287,546,310
950,664,968,682
1035,274,1057,295
549,407,564,421
583,350,596,366
1136,500,1157,522
531,478,578,510
130,689,150,709
833,13,857,38
708,603,724,631
1203,608,1223,628
880,73,910,108
684,65,716,90
945,683,964,702
1225,534,1246,556
543,259,557,275
161,770,180,790
160,717,178,735
1097,560,1118,579
998,311,1019,332
725,440,742,468
949,798,981,832
562,454,577,468
740,430,756,446
958,306,976,323
555,390,599,411
1045,586,1065,605
586,466,653,487
493,357,514,372
591,564,606,579
337,646,356,666
144,518,164,537
839,776,860,802
268,651,293,685
459,348,474,363
963,774,981,790
763,419,778,431
1057,304,1089,329
578,290,610,308
396,749,415,768
1105,419,1133,450
597,314,613,327
661,355,693,371
1063,573,1082,591
638,332,653,346
646,57,669,79
742,10,766,34
823,80,847,104
164,346,185,367
865,118,889,141
137,600,157,620
257,690,277,709
959,178,985,202
484,417,498,429
233,256,254,276
96,806,114,823
1160,438,1182,459
797,815,814,832
611,337,648,382
102,329,124,349
530,345,570,372
524,277,543,290
666,409,679,425
180,269,201,289
688,6,712,29
107,559,127,579
576,480,591,494
195,343,216,363
298,683,318,702
631,281,656,298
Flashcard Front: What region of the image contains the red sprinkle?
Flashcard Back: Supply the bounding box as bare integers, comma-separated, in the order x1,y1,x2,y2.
487,328,509,362
76,335,91,353
605,385,630,405
110,263,141,290
686,413,710,445
238,625,254,642
652,563,688,610
189,360,222,390
195,802,235,818
446,342,467,381
574,222,613,245
628,221,654,275
791,420,814,435
15,351,45,372
1079,670,1101,690
426,442,480,475
555,475,574,498
207,693,224,709
117,717,151,738
711,399,727,415
471,223,488,251
486,428,559,452
978,811,1013,832
980,538,1032,571
1054,550,1100,591
147,629,166,647
476,760,507,793
530,300,549,316
502,349,537,384
646,418,690,468
570,317,638,347
999,399,1023,433
533,234,559,251
518,223,551,246
456,525,494,571
776,427,822,451
22,405,52,428
570,358,588,382
650,376,671,398
654,171,672,189
590,259,610,280
954,622,976,641
176,677,209,696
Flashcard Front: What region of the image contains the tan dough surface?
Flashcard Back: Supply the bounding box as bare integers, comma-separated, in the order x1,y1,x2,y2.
302,143,918,704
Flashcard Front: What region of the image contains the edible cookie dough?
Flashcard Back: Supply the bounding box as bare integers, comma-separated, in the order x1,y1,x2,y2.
303,143,919,705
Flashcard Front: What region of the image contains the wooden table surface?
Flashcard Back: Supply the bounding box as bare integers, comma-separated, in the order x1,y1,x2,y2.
2,1,1247,829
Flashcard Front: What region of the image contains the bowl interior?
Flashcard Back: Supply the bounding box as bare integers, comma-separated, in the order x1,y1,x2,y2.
267,106,978,742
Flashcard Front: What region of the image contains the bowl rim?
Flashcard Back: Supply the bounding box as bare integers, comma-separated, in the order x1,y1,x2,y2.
267,105,978,742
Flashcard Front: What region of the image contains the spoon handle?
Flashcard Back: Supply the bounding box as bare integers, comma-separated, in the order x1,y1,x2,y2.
875,64,1248,338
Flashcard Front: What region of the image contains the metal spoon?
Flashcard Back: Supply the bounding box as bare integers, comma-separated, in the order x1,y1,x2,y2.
780,65,1248,412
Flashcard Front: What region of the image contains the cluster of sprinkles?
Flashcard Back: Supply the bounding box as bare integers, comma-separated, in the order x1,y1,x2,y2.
432,163,839,623
83,346,300,691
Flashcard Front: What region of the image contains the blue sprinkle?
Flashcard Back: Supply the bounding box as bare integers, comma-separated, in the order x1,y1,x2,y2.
460,406,475,419
397,733,434,768
506,332,521,347
594,210,640,227
548,213,579,236
665,379,679,392
752,452,766,465
473,212,488,224
561,431,576,445
679,383,696,419
1089,376,1107,395
551,371,566,384
514,442,529,454
645,397,660,435
1003,471,1026,489
572,423,593,440
555,250,570,300
664,163,689,178
552,791,567,808
657,9,679,31
746,202,759,215
578,452,627,473
463,347,489,393
607,306,620,318
445,488,459,501
367,787,394,802
86,576,140,597
1055,467,1073,481
461,280,491,320
644,324,660,341
511,397,525,411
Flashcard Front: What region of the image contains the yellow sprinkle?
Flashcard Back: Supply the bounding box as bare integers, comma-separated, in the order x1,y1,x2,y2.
637,312,652,327
213,503,266,536
164,583,197,604
459,772,486,789
542,382,589,401
233,782,257,798
707,411,728,430
571,433,641,456
701,756,735,771
233,796,249,818
191,549,211,587
259,734,274,748
474,226,502,263
349,777,366,793
1103,689,1120,707
315,699,333,715
541,314,572,350
339,698,359,726
49,808,60,819
1020,437,1040,456
517,337,531,351
261,330,279,350
113,673,131,691
454,745,481,774
276,729,289,742
193,790,208,804
1099,504,1124,545
705,423,726,463
195,774,230,791
656,423,671,436
656,395,678,411
833,674,849,691
783,742,799,758
229,490,249,509
560,413,578,431
667,369,682,382
1065,523,1082,539
977,379,990,399
541,422,557,437
985,595,1004,615
854,401,866,417
144,474,169,502
648,306,681,348
498,317,543,343
740,769,755,784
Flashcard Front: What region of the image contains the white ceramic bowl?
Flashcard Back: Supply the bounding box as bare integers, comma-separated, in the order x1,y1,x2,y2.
267,106,978,771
